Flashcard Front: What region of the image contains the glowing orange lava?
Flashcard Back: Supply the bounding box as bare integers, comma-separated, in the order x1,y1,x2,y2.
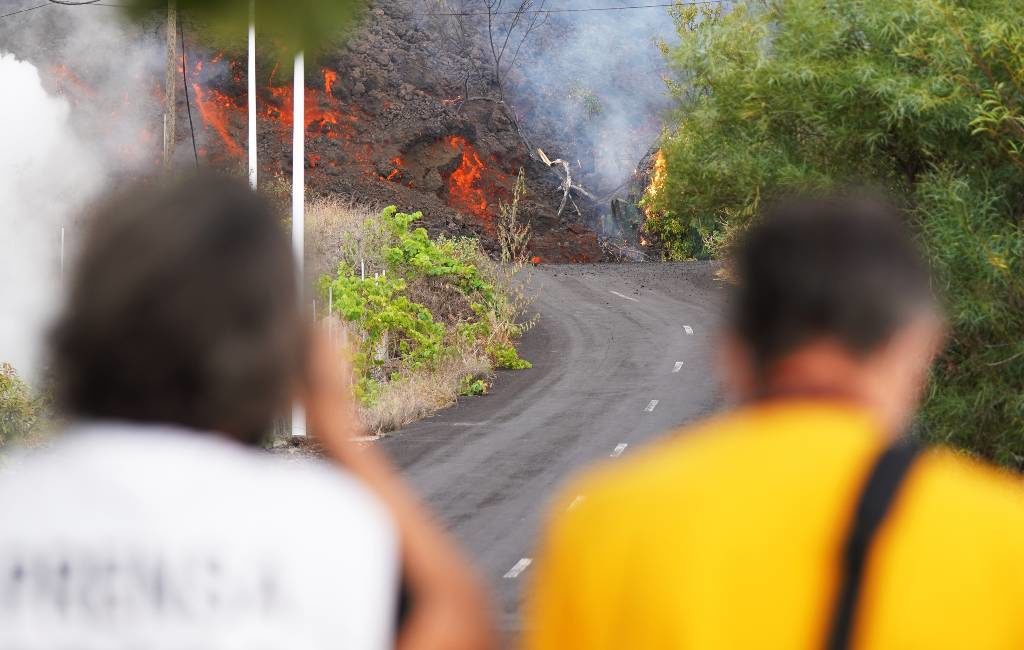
190,81,244,158
445,136,488,219
383,156,404,181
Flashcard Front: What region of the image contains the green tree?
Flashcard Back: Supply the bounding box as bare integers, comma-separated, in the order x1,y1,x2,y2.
647,0,1024,465
121,0,366,53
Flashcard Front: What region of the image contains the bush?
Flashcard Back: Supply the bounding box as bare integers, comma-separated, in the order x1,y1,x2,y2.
314,202,533,432
0,363,47,449
649,0,1024,466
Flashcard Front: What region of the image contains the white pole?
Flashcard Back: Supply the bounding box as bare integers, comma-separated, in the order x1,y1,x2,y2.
291,50,306,438
59,226,65,281
247,0,257,189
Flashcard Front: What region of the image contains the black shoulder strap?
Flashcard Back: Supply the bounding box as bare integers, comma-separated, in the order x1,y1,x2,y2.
825,437,921,650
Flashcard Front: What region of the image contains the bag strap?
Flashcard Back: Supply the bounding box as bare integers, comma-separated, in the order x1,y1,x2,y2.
825,437,921,650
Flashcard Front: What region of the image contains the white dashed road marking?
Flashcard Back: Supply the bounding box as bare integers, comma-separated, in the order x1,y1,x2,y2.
610,443,628,457
683,325,694,335
610,290,638,302
672,361,684,373
644,399,659,412
568,495,586,511
504,558,532,579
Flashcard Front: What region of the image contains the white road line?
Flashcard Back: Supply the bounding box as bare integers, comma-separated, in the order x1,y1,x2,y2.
644,399,659,412
672,361,684,373
683,325,694,335
610,290,638,302
568,495,586,511
610,443,628,457
503,558,532,579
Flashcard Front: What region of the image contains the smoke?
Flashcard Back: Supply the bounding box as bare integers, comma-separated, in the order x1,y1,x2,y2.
0,53,101,379
0,6,163,380
504,3,678,193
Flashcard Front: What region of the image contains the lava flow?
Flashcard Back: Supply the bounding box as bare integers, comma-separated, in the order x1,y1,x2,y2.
445,136,489,219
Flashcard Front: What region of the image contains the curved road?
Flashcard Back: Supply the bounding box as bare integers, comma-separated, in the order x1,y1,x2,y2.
378,263,726,636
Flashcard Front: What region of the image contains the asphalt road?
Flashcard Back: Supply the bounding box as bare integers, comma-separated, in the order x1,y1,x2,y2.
378,262,726,636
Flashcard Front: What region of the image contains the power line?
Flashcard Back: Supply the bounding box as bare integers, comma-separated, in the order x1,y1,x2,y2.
0,0,127,20
180,19,199,168
0,3,48,19
415,1,714,16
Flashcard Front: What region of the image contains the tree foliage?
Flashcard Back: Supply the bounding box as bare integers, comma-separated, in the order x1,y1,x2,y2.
647,0,1024,465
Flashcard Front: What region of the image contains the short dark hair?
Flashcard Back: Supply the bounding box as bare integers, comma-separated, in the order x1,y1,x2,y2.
733,195,935,371
51,173,304,444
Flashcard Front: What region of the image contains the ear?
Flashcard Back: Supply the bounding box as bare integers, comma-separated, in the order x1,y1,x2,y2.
718,333,757,402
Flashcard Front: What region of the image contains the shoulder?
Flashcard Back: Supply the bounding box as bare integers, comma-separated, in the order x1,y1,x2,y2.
913,447,1024,522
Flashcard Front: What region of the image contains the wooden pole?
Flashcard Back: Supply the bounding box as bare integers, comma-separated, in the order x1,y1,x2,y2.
162,0,177,169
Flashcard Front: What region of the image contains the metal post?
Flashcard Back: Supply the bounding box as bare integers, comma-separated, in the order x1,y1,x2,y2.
291,50,306,438
247,0,257,189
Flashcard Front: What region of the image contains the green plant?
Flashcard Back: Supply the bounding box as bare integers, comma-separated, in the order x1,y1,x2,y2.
0,363,46,448
650,0,1024,465
316,204,533,428
459,376,488,396
489,343,533,370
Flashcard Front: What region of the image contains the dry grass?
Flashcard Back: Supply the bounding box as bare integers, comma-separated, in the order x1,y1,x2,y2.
359,352,491,434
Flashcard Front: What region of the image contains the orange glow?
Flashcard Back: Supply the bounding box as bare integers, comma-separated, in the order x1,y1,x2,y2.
191,82,244,158
384,156,404,181
323,68,337,95
445,136,488,219
441,96,462,106
49,64,96,100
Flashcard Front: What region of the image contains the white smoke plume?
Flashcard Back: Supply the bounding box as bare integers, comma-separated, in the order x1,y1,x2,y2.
0,6,163,381
0,53,103,380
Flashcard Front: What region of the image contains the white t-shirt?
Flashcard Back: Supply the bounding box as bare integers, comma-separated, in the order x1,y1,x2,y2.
0,422,398,650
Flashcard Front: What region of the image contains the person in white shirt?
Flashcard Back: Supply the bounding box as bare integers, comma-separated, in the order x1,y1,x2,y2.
0,174,495,650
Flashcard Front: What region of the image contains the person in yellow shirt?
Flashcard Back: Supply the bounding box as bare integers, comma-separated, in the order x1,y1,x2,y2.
525,196,1024,650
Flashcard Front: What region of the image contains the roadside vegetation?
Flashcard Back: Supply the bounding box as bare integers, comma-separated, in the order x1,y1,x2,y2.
0,363,49,451
645,0,1024,465
309,198,533,434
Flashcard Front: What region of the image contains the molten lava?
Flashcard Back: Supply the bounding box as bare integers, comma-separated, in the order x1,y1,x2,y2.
384,156,404,181
323,68,337,95
190,81,244,158
445,136,489,219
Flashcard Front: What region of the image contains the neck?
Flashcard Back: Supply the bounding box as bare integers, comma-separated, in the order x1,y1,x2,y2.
748,342,898,437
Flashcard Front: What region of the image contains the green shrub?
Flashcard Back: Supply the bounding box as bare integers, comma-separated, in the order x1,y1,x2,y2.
650,0,1024,465
459,376,488,396
318,206,532,413
0,363,46,448
489,343,533,370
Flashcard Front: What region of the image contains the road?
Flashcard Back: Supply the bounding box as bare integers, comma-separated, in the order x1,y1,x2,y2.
378,262,726,637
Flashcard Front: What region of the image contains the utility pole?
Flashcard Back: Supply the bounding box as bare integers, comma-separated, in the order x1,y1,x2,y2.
247,0,257,189
291,50,306,437
163,0,177,169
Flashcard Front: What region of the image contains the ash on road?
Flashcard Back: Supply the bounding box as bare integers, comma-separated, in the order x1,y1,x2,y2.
379,263,726,633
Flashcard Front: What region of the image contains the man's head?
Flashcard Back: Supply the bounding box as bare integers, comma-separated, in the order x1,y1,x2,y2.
724,195,943,433
51,173,304,444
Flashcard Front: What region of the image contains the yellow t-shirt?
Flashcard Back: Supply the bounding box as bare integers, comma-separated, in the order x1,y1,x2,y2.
524,400,1024,649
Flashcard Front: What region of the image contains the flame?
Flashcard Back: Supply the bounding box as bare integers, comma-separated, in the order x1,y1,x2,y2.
441,96,462,106
383,156,404,181
642,149,667,221
190,81,244,158
445,136,489,219
323,68,337,95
